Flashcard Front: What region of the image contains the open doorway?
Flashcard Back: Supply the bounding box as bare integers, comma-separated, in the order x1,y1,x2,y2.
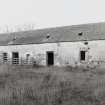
47,51,54,66
80,51,86,61
12,52,19,64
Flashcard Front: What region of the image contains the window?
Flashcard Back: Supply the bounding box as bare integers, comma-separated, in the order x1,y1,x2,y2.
84,41,88,45
26,54,30,58
78,32,83,36
12,52,19,64
26,54,30,64
46,35,50,39
80,51,86,61
3,53,8,63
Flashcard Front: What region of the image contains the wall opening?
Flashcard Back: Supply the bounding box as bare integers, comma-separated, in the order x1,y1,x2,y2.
3,53,8,63
47,51,54,66
12,52,19,64
78,32,83,36
26,54,30,64
80,51,86,61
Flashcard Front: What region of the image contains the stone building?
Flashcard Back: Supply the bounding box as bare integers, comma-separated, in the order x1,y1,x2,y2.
0,22,105,67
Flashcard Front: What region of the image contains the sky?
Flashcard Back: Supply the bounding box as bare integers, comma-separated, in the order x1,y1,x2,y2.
0,0,105,32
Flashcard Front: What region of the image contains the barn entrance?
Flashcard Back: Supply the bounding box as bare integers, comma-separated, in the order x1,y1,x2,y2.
47,51,54,66
12,52,19,64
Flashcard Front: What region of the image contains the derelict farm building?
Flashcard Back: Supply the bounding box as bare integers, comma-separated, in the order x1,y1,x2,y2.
0,22,105,67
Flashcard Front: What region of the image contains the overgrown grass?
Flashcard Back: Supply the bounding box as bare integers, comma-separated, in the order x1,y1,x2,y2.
0,65,105,105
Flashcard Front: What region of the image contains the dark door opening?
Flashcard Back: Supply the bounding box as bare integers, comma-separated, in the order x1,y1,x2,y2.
47,51,54,66
12,52,19,64
80,51,86,61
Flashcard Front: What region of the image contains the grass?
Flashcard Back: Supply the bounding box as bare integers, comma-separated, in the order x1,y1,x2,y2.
0,65,105,104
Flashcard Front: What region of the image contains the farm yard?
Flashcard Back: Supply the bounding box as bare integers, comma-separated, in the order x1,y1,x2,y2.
0,65,105,105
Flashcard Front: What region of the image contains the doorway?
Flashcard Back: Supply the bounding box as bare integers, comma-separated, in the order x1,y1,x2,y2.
12,52,19,64
80,51,86,61
47,51,54,66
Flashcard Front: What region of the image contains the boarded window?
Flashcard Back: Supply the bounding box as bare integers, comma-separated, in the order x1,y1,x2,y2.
80,51,86,61
3,53,8,63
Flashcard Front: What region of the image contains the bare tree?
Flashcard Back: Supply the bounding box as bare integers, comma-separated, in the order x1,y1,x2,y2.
0,23,36,33
15,23,36,32
3,25,9,33
2,25,14,33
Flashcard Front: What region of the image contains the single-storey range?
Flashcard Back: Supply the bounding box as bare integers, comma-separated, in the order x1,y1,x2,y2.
0,22,105,67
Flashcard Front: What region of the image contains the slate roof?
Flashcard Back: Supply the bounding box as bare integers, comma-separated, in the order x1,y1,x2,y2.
0,22,105,45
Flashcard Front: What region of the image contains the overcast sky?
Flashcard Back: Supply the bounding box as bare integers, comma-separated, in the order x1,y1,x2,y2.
0,0,105,32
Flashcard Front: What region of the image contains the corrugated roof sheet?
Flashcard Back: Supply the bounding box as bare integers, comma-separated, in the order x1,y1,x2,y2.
0,22,105,45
